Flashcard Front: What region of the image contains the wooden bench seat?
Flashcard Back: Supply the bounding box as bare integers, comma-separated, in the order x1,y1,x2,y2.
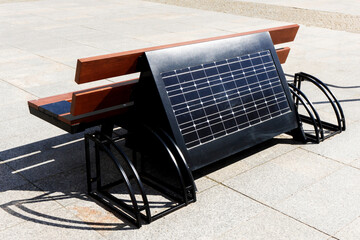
28,24,299,134
28,79,137,133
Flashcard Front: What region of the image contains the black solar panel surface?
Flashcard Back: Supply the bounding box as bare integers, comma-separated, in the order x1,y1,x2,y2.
161,50,291,149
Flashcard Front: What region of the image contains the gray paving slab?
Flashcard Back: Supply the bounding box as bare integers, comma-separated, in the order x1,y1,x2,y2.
223,148,343,206
0,183,64,231
276,166,360,235
334,217,360,240
0,101,32,123
207,136,299,182
233,0,360,16
0,163,29,192
0,115,69,150
194,176,218,193
301,121,360,165
0,56,73,90
4,136,86,183
214,208,329,240
0,207,105,240
34,45,109,68
105,185,267,240
148,0,360,33
350,158,360,170
0,80,35,106
32,167,88,207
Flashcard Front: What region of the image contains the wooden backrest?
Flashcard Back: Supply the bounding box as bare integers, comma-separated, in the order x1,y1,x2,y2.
71,24,299,116
70,79,137,116
75,24,299,84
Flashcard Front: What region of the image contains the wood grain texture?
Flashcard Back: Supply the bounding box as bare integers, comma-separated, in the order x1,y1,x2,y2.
70,79,137,116
29,25,298,131
75,24,299,84
276,47,291,64
29,46,288,117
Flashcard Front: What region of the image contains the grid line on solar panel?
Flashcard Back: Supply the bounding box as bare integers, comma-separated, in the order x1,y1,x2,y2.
169,79,282,110
177,94,288,129
160,50,290,149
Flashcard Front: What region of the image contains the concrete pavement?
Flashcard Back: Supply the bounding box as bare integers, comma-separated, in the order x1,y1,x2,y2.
0,0,360,239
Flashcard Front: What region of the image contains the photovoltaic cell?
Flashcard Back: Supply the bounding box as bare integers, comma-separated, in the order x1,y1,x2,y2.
161,50,291,149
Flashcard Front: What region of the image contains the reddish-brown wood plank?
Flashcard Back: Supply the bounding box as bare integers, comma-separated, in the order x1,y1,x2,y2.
276,47,291,64
75,24,299,84
70,79,137,116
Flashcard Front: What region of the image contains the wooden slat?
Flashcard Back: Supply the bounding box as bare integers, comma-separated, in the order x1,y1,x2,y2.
269,25,299,45
71,79,137,116
75,24,299,84
29,46,288,118
276,47,291,64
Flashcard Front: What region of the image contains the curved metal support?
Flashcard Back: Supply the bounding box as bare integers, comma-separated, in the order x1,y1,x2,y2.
85,132,147,227
85,125,196,227
294,72,346,135
288,84,322,143
157,128,196,203
126,124,196,221
143,126,188,202
94,132,151,223
138,126,196,221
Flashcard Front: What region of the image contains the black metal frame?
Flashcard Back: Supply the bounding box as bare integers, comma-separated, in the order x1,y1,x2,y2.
83,71,346,228
84,125,196,228
289,72,346,143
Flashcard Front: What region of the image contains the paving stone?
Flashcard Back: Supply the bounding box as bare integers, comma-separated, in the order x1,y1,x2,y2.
214,208,329,240
5,137,86,182
0,163,29,192
350,159,360,170
223,148,343,206
276,166,360,235
24,79,81,98
64,195,134,236
0,80,35,107
301,121,360,164
33,167,88,207
206,158,253,183
0,115,69,150
0,183,64,231
105,185,267,240
334,217,360,240
35,45,110,68
0,101,32,122
0,207,105,240
198,135,300,182
0,57,73,90
73,33,154,52
194,176,218,193
232,0,360,15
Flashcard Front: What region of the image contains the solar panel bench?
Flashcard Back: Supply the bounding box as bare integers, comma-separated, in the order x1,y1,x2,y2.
27,24,345,228
83,30,345,227
27,24,298,135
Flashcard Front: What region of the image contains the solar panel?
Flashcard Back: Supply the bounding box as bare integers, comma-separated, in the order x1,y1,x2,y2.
136,32,300,170
161,50,291,149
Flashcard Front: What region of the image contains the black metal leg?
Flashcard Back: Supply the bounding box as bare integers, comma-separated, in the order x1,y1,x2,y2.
290,72,346,142
85,135,93,194
100,121,114,138
83,128,196,228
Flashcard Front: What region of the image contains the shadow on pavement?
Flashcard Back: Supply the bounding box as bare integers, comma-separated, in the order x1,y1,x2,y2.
0,130,139,231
